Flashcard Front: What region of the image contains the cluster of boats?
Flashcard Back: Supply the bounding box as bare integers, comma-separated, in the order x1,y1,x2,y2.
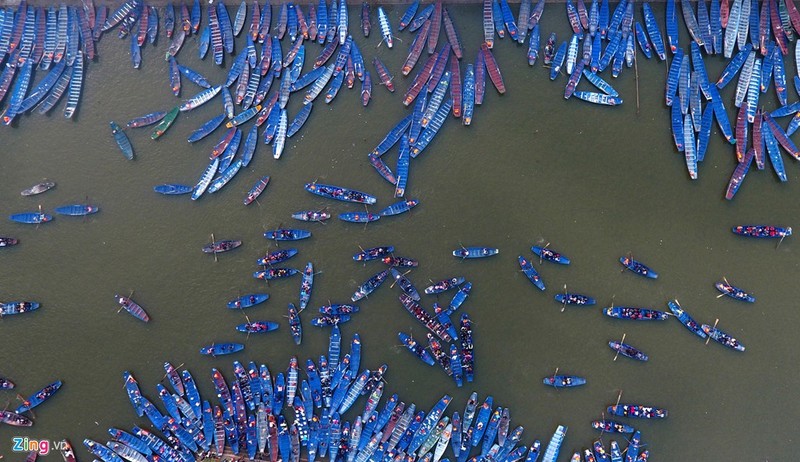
0,379,63,427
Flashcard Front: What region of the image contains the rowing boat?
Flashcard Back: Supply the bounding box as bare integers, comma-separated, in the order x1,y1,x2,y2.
0,237,19,247
379,199,419,217
543,375,587,388
398,332,435,366
608,341,648,361
21,181,55,196
54,204,99,216
16,380,63,413
1,301,39,316
264,229,311,241
339,212,381,223
518,256,545,291
590,420,634,433
667,300,707,339
353,246,394,261
604,306,668,321
110,121,134,160
607,404,667,419
288,303,302,345
352,269,391,302
200,343,244,356
299,262,314,310
227,294,270,309
425,277,465,295
254,268,300,280
114,295,150,322
202,240,242,254
292,210,331,222
0,410,33,426
305,182,377,204
702,324,746,351
731,225,792,238
236,321,280,333
310,314,351,327
619,256,658,279
452,247,499,259
715,280,756,302
531,246,570,264
154,184,192,195
258,249,298,267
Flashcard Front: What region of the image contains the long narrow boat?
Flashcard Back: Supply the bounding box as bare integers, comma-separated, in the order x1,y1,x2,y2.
542,375,587,388
299,262,314,310
236,321,280,334
667,300,707,339
304,182,377,204
0,410,33,427
608,341,648,361
244,176,271,206
425,277,465,295
619,256,658,278
257,249,299,266
702,324,746,351
339,212,381,223
518,256,545,291
353,246,394,261
254,268,300,280
606,404,667,419
603,306,668,321
16,380,63,414
379,199,419,217
9,212,52,224
0,301,39,316
398,332,435,366
531,246,570,264
731,225,792,237
264,229,312,241
54,204,99,216
452,246,499,259
715,280,756,302
590,420,634,433
228,294,270,309
21,181,56,196
114,295,150,322
572,91,622,105
555,293,596,305
383,256,419,267
291,210,332,222
399,293,454,341
352,269,391,302
392,268,422,301
202,239,242,253
310,314,351,327
200,343,245,356
481,43,505,94
110,121,134,160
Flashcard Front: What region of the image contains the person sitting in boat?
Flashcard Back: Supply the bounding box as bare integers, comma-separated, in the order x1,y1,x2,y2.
250,295,256,304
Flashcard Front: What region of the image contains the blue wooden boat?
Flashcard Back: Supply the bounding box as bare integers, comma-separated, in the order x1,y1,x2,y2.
619,256,658,279
319,304,360,316
425,277,466,295
264,229,312,241
667,300,708,339
200,343,244,356
0,301,39,316
604,306,668,321
15,380,62,414
154,184,192,195
715,280,756,302
572,91,623,105
254,268,300,280
127,111,167,128
398,332,435,366
608,341,648,361
582,69,619,96
702,323,746,351
453,246,499,259
353,246,394,261
236,321,280,333
311,314,351,327
382,256,419,267
543,375,586,388
305,182,377,204
191,158,220,201
288,303,302,345
352,269,391,302
731,225,792,238
531,245,570,264
590,420,634,433
518,256,545,291
187,114,226,144
448,282,472,313
339,212,381,223
379,199,419,217
460,313,474,382
227,294,270,309
84,440,122,462
555,293,596,306
244,176,270,206
257,248,298,266
391,268,421,301
110,121,134,160
299,262,314,310
607,404,667,419
54,204,99,216
9,212,52,224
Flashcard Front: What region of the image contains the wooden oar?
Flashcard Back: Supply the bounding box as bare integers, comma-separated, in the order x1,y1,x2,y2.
116,290,135,314
210,233,218,262
705,318,719,345
777,228,789,249
538,242,550,265
716,278,729,298
561,284,568,312
613,333,626,361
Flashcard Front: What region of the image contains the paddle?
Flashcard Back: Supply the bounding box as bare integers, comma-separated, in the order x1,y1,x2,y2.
549,367,560,389
116,290,135,315
539,242,550,265
561,284,568,312
705,318,719,345
776,227,790,249
716,277,730,298
613,333,626,361
210,233,218,262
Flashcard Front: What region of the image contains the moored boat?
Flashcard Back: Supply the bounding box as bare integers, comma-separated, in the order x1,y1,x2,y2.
244,176,270,206
305,182,377,204
154,184,193,195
